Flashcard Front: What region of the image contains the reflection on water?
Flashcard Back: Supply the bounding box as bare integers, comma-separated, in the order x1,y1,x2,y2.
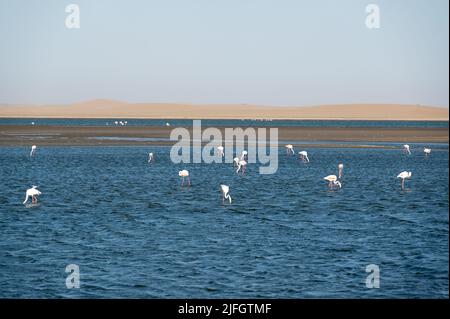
0,146,448,298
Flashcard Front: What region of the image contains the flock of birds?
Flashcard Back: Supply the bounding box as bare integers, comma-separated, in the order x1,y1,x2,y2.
23,142,432,206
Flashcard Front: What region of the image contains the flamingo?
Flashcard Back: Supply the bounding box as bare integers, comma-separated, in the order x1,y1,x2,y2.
217,146,224,157
179,170,190,187
148,152,155,163
31,122,35,125
114,121,118,125
240,150,248,160
30,145,37,157
424,148,431,158
324,175,342,189
233,157,240,167
397,171,412,190
236,160,247,174
166,122,171,127
220,185,232,204
23,186,41,204
299,151,309,163
403,144,411,155
338,163,344,178
285,144,294,155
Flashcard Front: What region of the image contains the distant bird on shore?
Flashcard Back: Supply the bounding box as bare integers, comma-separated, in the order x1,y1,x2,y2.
217,146,224,157
403,144,411,155
31,122,35,125
397,171,412,190
285,144,294,155
236,160,247,174
114,121,118,125
220,185,232,204
23,186,41,204
30,145,37,157
166,122,171,127
338,163,344,178
299,151,310,163
424,148,431,158
179,170,190,187
148,152,154,163
324,175,342,190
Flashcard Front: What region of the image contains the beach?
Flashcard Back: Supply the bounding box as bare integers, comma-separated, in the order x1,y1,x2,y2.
0,124,448,147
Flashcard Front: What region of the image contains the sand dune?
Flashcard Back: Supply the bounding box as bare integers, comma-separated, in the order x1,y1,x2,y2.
0,99,448,120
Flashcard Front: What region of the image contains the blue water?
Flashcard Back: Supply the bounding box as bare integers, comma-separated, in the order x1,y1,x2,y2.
0,118,448,128
0,145,448,298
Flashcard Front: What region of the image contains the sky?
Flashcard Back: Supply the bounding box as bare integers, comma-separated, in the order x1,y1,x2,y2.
0,0,448,107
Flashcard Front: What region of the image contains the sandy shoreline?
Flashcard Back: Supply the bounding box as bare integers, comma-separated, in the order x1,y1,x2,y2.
0,125,448,147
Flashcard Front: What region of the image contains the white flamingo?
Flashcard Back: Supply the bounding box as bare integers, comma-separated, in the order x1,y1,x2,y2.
23,186,41,204
397,171,412,190
179,170,190,187
285,144,294,155
233,157,240,167
148,152,154,163
299,151,309,163
220,185,232,204
217,146,224,157
240,150,248,160
30,145,37,157
403,144,411,155
324,175,342,189
236,160,247,174
166,122,171,127
338,163,344,178
114,121,118,125
424,148,431,158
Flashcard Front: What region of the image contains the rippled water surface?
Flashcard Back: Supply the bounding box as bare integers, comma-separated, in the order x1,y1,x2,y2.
0,145,448,298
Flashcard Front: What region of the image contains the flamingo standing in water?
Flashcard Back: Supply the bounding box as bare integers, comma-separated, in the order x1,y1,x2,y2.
236,160,247,174
23,186,41,204
299,151,309,163
285,144,294,156
220,185,232,204
397,171,412,190
424,148,431,158
217,146,224,158
240,150,248,160
338,163,344,178
403,144,411,155
148,152,155,163
179,170,190,187
30,145,37,157
324,175,342,190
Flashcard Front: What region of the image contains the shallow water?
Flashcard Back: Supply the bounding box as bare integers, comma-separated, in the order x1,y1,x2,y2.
0,145,448,298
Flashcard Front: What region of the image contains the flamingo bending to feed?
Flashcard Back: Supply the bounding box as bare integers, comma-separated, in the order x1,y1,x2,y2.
148,152,155,163
338,163,344,178
236,160,247,174
217,146,224,157
424,148,431,158
30,145,37,157
299,151,310,163
403,144,411,155
324,175,342,189
397,171,412,190
233,157,240,167
179,170,190,187
285,144,294,155
220,185,232,204
23,186,41,204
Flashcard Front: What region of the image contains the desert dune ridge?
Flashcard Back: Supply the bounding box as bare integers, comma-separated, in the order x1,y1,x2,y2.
0,100,448,121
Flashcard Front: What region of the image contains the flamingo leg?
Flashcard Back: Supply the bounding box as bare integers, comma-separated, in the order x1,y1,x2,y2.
187,177,191,186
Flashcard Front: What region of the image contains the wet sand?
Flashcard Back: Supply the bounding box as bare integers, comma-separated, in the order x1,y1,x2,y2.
0,125,448,148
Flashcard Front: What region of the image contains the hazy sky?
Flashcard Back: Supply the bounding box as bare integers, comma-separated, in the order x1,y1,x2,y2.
0,0,448,107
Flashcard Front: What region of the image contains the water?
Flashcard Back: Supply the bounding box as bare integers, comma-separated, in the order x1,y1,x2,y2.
0,118,448,128
0,145,448,298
